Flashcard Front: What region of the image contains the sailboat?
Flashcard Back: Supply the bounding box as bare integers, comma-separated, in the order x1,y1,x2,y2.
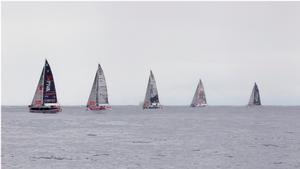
87,64,111,110
191,79,207,107
29,59,61,113
143,70,161,109
248,82,261,106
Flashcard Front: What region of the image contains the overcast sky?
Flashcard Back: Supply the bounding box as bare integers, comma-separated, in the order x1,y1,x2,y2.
2,2,300,105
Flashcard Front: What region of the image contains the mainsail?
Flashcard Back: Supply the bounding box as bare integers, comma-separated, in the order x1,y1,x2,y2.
191,79,207,107
143,70,161,109
43,60,58,104
248,82,261,106
87,64,109,107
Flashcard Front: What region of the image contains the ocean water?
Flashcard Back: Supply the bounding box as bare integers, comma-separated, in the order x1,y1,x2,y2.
2,106,300,169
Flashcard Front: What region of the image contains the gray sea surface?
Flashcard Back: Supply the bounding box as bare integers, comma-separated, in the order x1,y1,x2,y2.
2,106,300,169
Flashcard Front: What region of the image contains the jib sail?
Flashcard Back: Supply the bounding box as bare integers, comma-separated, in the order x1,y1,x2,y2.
31,69,44,107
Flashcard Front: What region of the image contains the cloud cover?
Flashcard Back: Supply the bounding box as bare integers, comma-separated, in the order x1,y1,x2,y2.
2,2,300,105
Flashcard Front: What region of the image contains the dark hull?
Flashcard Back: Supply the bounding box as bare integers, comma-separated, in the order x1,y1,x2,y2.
29,106,61,113
147,107,161,109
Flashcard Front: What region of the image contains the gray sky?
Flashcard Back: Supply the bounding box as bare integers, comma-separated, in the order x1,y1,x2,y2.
2,2,300,105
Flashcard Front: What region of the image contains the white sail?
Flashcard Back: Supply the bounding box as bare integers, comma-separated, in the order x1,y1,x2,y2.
87,70,98,106
191,79,207,107
87,64,109,107
143,70,160,109
97,64,109,105
248,82,261,106
31,69,44,107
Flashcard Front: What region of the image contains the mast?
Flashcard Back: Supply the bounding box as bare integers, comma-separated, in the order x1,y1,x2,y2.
96,71,99,106
42,64,46,106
